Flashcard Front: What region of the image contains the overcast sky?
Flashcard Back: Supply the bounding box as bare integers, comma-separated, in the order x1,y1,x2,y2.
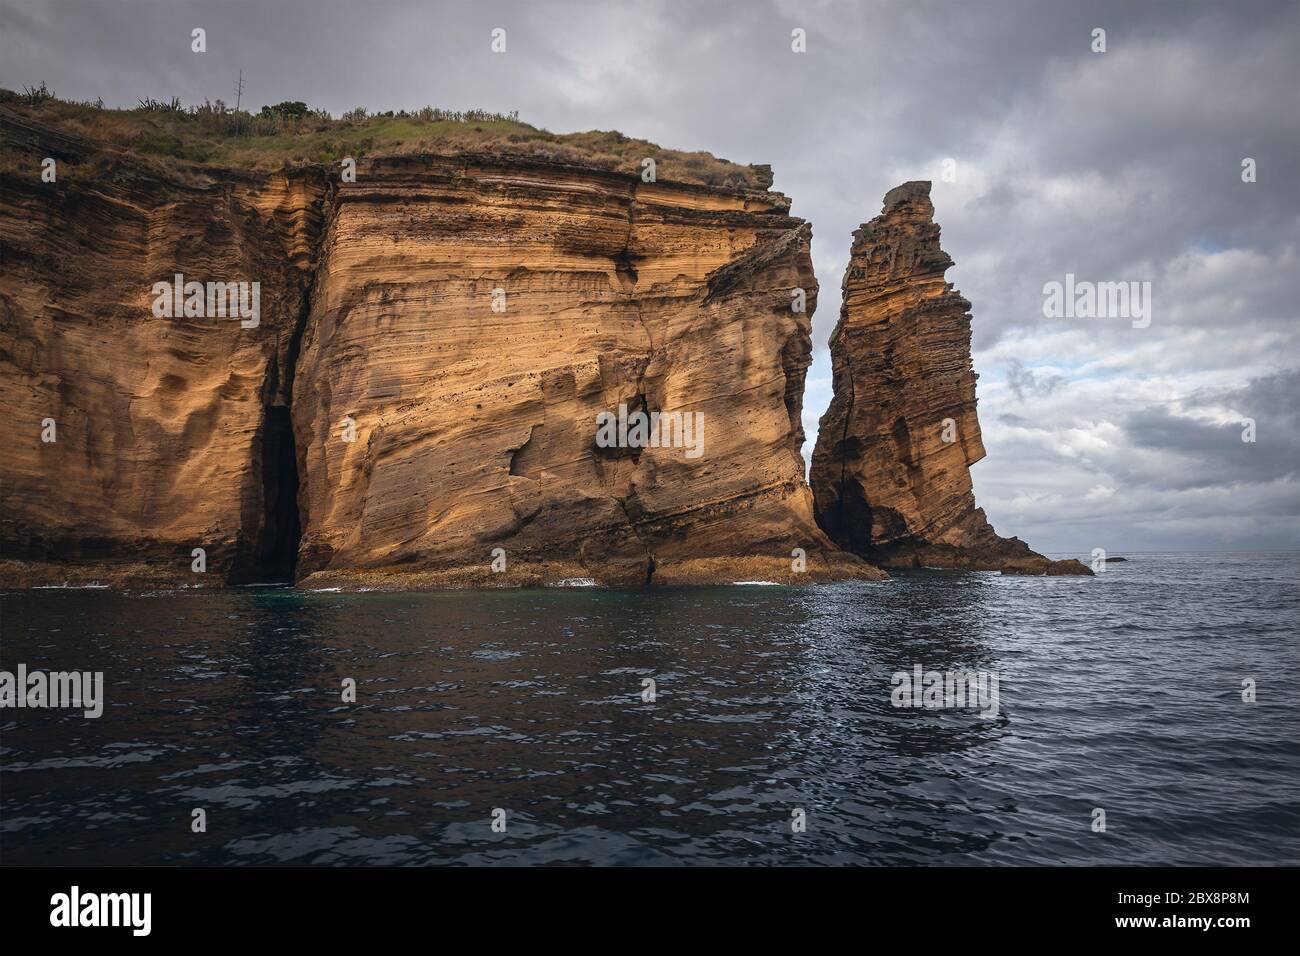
3,0,1296,552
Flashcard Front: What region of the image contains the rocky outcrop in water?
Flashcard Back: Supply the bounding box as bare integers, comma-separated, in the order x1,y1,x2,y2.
0,104,877,587
0,102,1082,589
809,181,1090,576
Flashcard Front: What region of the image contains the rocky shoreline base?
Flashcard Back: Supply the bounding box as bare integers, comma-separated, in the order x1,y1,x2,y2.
0,553,1107,591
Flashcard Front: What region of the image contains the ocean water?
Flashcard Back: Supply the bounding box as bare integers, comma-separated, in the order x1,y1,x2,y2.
2,552,1297,866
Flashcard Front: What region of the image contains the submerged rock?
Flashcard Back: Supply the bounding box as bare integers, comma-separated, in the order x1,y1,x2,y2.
1046,559,1093,575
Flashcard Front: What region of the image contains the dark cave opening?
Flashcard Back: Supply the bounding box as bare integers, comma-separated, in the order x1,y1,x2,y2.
250,404,301,582
824,474,875,557
240,278,313,585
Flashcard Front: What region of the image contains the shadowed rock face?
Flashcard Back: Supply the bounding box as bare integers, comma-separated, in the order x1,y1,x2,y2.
0,108,878,587
809,181,1090,576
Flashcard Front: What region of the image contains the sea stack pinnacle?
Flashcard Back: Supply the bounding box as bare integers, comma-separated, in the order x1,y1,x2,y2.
809,181,1090,575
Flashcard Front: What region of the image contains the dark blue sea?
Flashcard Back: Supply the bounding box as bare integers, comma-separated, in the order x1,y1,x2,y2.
2,552,1297,866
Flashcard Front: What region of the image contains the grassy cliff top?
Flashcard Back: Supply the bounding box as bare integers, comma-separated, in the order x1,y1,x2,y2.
0,87,771,191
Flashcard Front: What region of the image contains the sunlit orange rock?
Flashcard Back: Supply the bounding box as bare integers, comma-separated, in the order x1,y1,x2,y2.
0,106,878,587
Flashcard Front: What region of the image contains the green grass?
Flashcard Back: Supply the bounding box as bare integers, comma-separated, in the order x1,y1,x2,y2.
0,89,765,190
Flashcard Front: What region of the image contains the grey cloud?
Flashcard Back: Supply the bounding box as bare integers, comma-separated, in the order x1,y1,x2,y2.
997,413,1034,427
1117,370,1300,490
1006,359,1065,402
1122,407,1297,490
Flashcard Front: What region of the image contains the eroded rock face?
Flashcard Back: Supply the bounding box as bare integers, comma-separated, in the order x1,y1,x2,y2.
0,108,876,586
810,181,1089,575
0,108,325,582
292,156,872,585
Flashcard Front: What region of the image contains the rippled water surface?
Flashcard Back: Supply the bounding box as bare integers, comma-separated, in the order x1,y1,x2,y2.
2,553,1297,865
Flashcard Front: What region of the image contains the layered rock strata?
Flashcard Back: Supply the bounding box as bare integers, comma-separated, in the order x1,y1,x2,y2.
0,108,324,583
291,155,876,585
0,107,878,587
810,181,1089,576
